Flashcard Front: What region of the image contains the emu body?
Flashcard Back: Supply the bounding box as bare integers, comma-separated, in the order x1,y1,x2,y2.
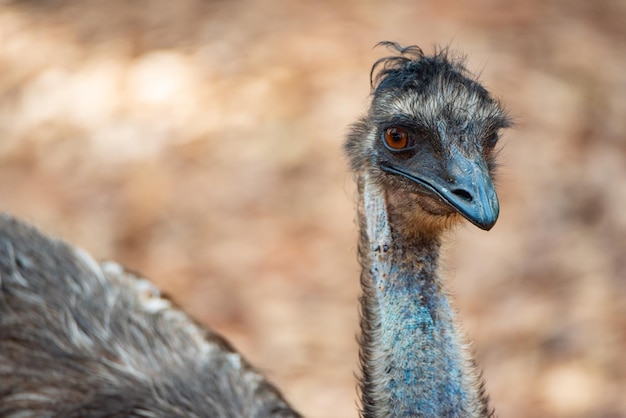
0,215,299,418
0,43,510,418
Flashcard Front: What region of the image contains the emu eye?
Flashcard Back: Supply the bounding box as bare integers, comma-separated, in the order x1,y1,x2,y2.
484,132,499,148
383,127,411,150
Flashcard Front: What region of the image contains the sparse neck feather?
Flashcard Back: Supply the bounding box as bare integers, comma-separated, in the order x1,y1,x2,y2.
357,175,490,418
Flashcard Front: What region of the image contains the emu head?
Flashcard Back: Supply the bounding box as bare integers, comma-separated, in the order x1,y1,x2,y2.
345,43,511,237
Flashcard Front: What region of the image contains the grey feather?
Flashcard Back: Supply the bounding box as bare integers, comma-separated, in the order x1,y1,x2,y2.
0,214,300,418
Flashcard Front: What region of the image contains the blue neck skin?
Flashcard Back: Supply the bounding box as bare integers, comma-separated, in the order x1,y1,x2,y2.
362,179,480,417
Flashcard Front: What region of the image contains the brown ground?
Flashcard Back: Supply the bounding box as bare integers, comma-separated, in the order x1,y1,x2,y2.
1,1,625,417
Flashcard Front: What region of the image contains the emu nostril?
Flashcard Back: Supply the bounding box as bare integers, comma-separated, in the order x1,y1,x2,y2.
452,189,473,202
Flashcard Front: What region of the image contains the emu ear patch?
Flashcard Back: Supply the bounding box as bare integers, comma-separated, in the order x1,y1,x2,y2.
363,174,392,256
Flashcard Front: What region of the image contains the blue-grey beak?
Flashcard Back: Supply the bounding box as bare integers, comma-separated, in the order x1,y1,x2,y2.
380,149,499,230
437,157,499,230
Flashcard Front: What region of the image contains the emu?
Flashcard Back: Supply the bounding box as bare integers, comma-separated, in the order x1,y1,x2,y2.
0,43,510,417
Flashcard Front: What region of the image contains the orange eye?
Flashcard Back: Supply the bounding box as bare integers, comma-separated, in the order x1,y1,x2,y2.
384,127,410,150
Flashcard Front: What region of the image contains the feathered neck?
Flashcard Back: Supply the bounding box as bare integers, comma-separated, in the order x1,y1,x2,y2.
356,175,491,418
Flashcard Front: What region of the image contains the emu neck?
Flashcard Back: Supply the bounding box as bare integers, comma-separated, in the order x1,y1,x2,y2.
358,177,488,418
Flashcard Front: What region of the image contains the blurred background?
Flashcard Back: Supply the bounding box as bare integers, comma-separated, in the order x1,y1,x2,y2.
1,0,625,416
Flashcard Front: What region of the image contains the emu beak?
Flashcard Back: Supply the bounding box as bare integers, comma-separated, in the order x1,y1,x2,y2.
380,149,500,230
439,154,499,231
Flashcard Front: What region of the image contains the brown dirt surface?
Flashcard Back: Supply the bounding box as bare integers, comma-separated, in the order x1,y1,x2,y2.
1,1,625,417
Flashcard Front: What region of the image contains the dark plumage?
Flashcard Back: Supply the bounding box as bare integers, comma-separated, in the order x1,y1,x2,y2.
0,215,299,418
0,42,510,418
